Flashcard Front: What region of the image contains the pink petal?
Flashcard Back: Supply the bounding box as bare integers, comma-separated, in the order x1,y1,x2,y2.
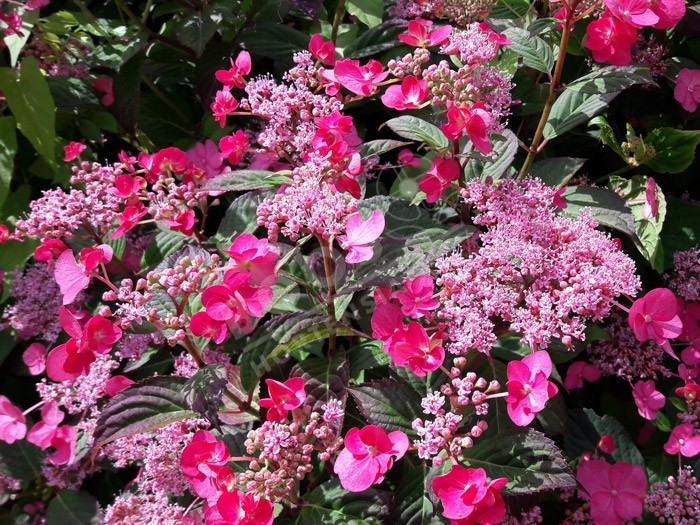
54,250,90,305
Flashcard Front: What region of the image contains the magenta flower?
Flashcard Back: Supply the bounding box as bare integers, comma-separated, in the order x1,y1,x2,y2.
258,378,306,422
432,465,507,524
63,141,86,162
46,425,78,466
564,361,601,390
338,210,385,264
649,0,685,29
604,0,659,27
216,488,274,525
632,380,665,420
211,90,239,128
398,19,452,48
54,250,90,305
333,58,389,97
381,76,428,111
0,395,26,444
664,423,700,457
386,322,444,377
642,177,659,220
370,301,404,341
226,233,280,287
180,430,231,499
308,33,336,66
441,103,492,154
628,288,683,352
418,157,461,204
22,342,47,375
333,425,409,492
33,238,68,262
674,68,700,113
27,401,64,450
584,13,638,66
577,459,647,525
215,50,251,89
398,148,421,167
219,130,249,165
505,351,558,426
392,275,440,318
94,77,114,106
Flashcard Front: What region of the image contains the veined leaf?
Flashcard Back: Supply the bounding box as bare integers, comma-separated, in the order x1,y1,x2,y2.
385,116,449,149
203,170,292,192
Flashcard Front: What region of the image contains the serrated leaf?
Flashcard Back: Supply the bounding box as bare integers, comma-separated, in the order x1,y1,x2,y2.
385,116,449,149
176,6,220,57
344,19,406,58
214,190,272,243
466,428,576,494
529,157,585,187
567,66,654,94
565,408,645,465
544,90,618,139
491,0,531,18
562,186,639,242
346,0,384,28
112,51,144,135
660,198,700,268
203,170,291,192
46,491,100,525
465,130,518,180
350,378,423,435
93,376,195,452
0,440,44,481
588,115,624,156
239,23,309,61
502,28,554,73
0,117,17,211
644,128,700,174
141,230,189,268
183,364,228,425
291,479,390,524
360,139,412,159
393,463,443,525
291,353,349,414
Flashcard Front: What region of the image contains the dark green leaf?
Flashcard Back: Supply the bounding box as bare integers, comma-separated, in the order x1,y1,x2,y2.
491,0,531,18
93,376,195,451
565,408,645,465
292,479,390,524
566,66,654,94
385,116,449,149
113,51,145,135
588,115,624,156
203,170,292,192
240,23,309,60
466,428,576,494
659,198,700,268
544,91,618,139
46,491,100,525
502,28,554,73
344,19,406,58
350,377,423,435
291,353,349,414
0,440,44,481
562,186,638,242
141,230,189,268
183,364,228,425
360,139,412,159
644,128,700,174
214,190,271,243
346,0,384,28
529,157,585,187
465,130,518,180
0,117,17,211
176,6,221,57
393,463,443,525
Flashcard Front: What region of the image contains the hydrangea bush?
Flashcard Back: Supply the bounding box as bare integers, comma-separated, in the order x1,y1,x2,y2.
0,0,699,523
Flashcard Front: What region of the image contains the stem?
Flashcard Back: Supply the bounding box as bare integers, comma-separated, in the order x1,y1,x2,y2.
518,21,572,180
320,238,338,356
22,400,45,416
141,0,154,24
331,0,347,44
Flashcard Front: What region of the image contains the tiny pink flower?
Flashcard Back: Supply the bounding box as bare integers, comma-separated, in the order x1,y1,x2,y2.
211,90,239,128
577,459,647,525
391,275,439,318
632,380,665,420
258,378,306,422
0,395,26,444
63,142,86,162
628,288,683,353
419,157,461,203
333,425,409,492
338,210,385,264
215,50,252,89
309,34,336,66
386,322,444,376
564,361,601,390
381,76,428,111
22,342,47,375
598,435,616,454
664,423,700,457
506,351,559,426
333,58,389,97
674,68,700,113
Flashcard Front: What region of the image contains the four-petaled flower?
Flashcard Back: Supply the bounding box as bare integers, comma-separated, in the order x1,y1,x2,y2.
663,423,700,457
506,351,558,426
632,380,665,420
259,378,306,422
432,464,507,524
628,287,683,354
441,103,492,154
338,210,385,264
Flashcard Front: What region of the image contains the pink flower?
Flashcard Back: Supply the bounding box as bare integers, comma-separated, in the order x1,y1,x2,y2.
54,250,90,305
432,465,507,524
219,130,249,165
164,209,197,236
584,13,638,66
381,76,428,111
398,19,452,47
105,375,134,397
338,210,385,264
46,425,78,466
111,203,148,239
649,0,685,29
419,157,461,203
63,142,86,162
371,302,404,341
632,380,665,420
391,275,440,318
642,177,658,219
187,140,224,179
628,288,683,353
181,430,231,499
564,361,601,390
674,68,700,113
94,77,114,106
333,59,389,97
190,312,229,344
664,423,700,457
34,238,68,262
398,148,421,167
259,378,306,422
577,459,647,525
0,396,26,444
215,50,252,89
27,401,64,450
80,244,113,272
333,425,409,492
216,488,274,525
226,234,280,287
386,322,444,377
506,351,558,426
604,0,659,27
309,34,336,66
211,90,239,128
441,103,492,154
23,342,47,375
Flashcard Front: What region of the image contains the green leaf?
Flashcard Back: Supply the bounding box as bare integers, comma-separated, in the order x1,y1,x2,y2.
214,190,271,243
562,186,638,242
588,115,624,156
239,23,309,60
385,116,449,149
565,408,645,465
465,130,518,180
0,440,44,481
502,28,554,73
491,0,531,18
350,377,423,435
347,340,391,379
644,128,700,174
529,157,585,187
203,170,292,192
112,51,144,135
344,19,406,58
0,117,17,211
93,376,195,451
0,57,56,167
291,479,390,524
176,6,221,57
291,353,349,414
0,239,38,271
608,175,666,271
544,90,618,139
46,491,100,525
659,198,700,268
346,0,384,28
566,66,654,94
141,230,189,268
5,9,38,67
360,139,412,159
466,428,576,494
393,463,443,525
